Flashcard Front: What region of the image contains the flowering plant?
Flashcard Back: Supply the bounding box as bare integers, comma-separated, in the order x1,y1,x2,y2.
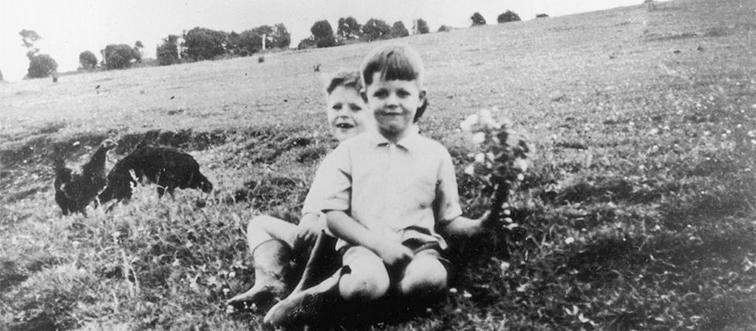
460,108,530,228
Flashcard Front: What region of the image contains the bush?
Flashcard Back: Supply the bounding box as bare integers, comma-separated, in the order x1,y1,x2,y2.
536,13,549,18
270,23,291,49
237,29,263,55
362,18,391,41
310,20,336,48
337,17,362,40
438,25,452,32
26,54,57,78
78,50,97,70
297,37,318,50
497,10,521,23
390,21,410,38
414,18,429,34
471,12,487,26
102,44,139,69
182,27,227,61
157,35,180,66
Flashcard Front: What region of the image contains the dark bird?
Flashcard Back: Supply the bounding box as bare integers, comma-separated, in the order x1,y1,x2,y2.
98,144,213,207
53,139,118,215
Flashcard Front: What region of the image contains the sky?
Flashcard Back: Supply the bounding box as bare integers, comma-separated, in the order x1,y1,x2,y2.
1,0,647,81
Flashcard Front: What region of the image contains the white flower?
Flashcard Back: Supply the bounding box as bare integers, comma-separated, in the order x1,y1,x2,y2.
464,164,475,176
514,158,529,172
460,114,479,132
472,132,486,145
486,152,495,161
478,109,500,130
474,153,486,163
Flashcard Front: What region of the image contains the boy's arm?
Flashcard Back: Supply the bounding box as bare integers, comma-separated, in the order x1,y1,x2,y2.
326,210,413,266
441,212,490,238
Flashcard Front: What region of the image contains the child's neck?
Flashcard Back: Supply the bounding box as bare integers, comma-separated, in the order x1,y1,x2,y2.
379,128,411,144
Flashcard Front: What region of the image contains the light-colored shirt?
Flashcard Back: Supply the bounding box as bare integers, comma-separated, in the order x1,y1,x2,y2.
314,128,463,249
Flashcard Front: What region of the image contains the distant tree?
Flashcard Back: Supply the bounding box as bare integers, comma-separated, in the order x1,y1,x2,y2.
0,70,4,82
226,31,242,55
237,29,264,55
310,20,336,48
102,44,139,69
497,10,521,23
297,37,318,50
362,18,391,41
270,23,291,48
471,12,487,26
536,13,549,18
438,25,452,32
157,35,180,65
79,50,98,69
19,29,41,55
133,41,144,62
337,16,362,40
182,27,227,61
413,18,429,34
27,54,57,78
390,21,410,38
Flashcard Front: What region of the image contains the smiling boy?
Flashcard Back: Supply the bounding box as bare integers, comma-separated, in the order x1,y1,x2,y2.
227,70,370,308
264,45,489,327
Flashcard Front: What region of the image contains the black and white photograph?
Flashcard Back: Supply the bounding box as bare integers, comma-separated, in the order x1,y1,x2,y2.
1,0,754,329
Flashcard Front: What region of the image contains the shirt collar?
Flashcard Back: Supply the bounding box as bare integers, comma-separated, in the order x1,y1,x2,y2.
369,125,421,151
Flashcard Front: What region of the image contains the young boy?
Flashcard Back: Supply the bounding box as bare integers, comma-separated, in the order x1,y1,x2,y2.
264,45,489,326
227,70,370,307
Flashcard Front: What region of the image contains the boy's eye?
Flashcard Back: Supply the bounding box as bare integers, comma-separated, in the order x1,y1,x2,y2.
349,104,362,111
332,103,343,110
397,90,411,97
372,89,388,98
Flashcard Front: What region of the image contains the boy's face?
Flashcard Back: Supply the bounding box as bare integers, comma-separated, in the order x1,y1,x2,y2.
326,86,369,142
364,72,426,139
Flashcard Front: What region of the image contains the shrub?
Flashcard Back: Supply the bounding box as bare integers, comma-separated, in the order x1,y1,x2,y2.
536,13,549,18
26,54,57,78
182,27,227,61
79,50,97,70
438,25,452,32
297,37,318,50
471,12,487,26
337,17,362,40
390,21,410,38
102,44,139,69
497,10,521,23
362,18,391,41
414,18,429,34
310,20,336,48
157,35,180,65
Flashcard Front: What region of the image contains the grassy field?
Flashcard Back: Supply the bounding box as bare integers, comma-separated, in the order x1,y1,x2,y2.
2,0,755,329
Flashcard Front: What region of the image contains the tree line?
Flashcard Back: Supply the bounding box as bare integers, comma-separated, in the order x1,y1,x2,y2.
17,9,536,79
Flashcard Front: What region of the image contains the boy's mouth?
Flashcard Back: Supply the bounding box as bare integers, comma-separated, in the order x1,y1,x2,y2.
335,122,354,129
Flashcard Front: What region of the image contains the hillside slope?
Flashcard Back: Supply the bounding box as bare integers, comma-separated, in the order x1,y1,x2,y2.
1,0,754,329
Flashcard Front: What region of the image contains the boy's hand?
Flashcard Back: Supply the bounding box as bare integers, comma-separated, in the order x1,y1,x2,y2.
293,214,321,250
375,241,413,267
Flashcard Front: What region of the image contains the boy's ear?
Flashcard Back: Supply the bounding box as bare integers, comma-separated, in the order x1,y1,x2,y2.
419,89,427,102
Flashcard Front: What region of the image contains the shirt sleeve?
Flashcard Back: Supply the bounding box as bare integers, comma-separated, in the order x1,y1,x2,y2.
301,155,332,215
315,144,352,213
434,148,463,224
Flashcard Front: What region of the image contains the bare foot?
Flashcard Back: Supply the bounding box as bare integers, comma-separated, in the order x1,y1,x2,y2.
226,283,285,309
263,266,350,326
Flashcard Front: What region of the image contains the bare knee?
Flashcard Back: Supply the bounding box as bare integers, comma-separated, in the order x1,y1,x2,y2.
339,247,390,301
398,255,447,297
339,270,390,302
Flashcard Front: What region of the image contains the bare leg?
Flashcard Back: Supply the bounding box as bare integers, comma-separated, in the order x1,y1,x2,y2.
227,215,299,307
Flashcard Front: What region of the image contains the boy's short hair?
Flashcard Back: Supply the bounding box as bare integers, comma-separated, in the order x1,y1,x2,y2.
361,45,427,123
360,45,424,88
325,70,363,95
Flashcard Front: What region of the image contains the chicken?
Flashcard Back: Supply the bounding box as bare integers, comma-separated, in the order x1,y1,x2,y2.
98,144,213,207
53,139,117,215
